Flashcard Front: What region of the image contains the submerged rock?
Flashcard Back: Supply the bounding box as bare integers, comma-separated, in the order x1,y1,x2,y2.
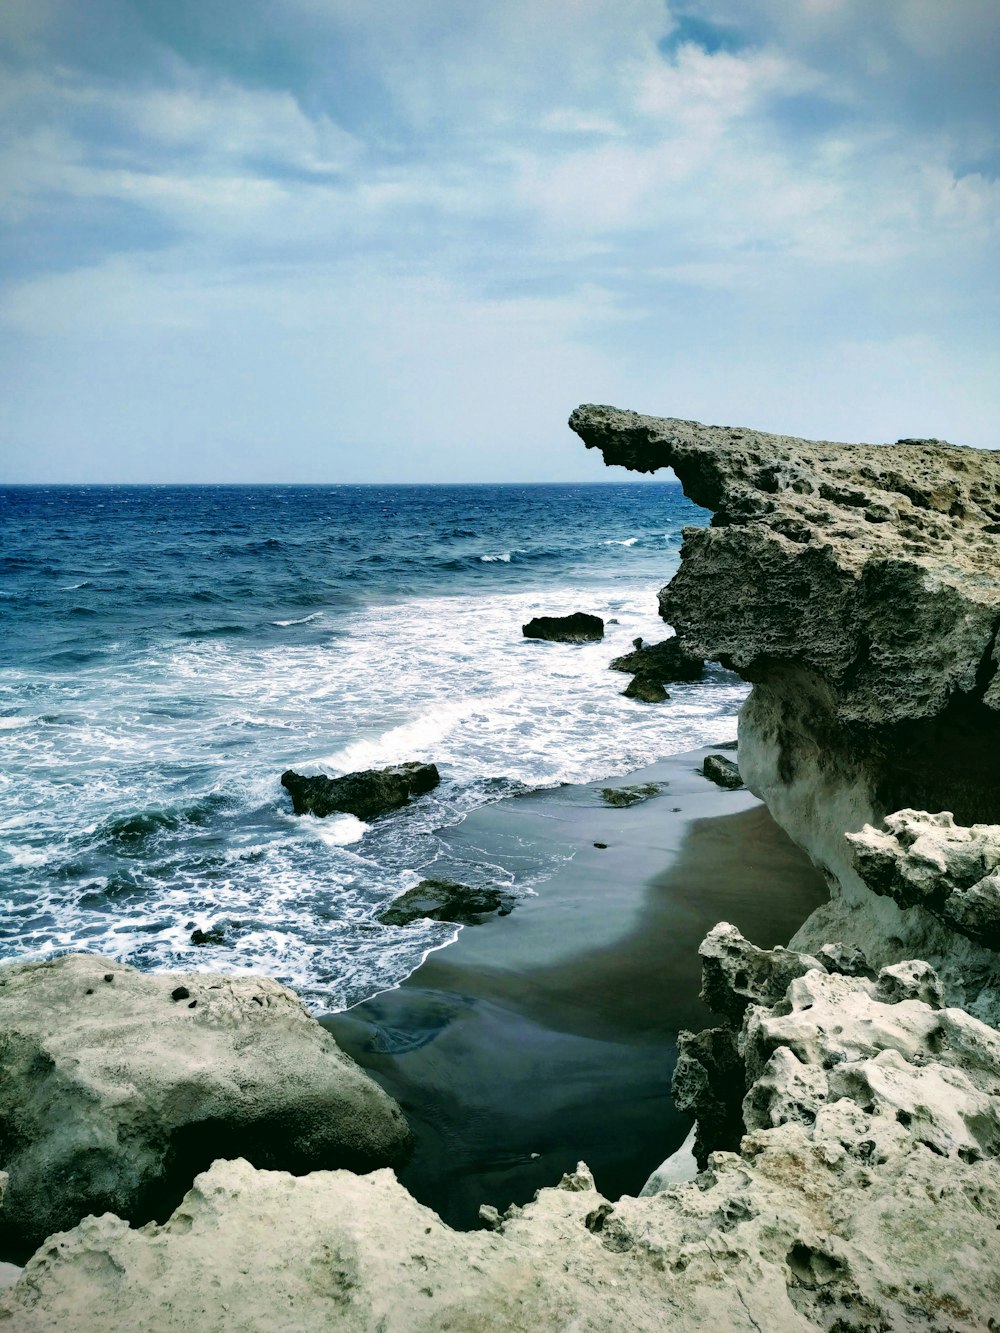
281,761,440,820
378,878,514,927
702,754,743,789
0,953,410,1263
600,783,661,807
622,676,668,702
609,636,704,683
522,612,604,642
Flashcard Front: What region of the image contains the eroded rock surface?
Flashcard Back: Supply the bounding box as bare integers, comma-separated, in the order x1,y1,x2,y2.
8,945,1000,1332
0,954,410,1262
570,404,1000,1016
849,809,1000,949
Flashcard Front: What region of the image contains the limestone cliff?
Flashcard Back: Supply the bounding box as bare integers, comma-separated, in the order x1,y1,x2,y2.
570,405,1000,1018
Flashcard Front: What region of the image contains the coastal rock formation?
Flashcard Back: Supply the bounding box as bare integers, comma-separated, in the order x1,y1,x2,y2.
569,404,1000,1017
600,783,661,807
702,754,743,789
621,674,668,702
848,809,1000,950
281,762,440,820
378,877,515,926
609,636,704,682
8,944,1000,1331
0,954,410,1262
522,612,604,642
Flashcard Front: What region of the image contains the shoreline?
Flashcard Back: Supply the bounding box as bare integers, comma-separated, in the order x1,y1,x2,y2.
323,742,828,1226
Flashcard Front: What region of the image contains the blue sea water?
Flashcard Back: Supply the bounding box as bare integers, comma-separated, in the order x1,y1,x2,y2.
0,483,746,1010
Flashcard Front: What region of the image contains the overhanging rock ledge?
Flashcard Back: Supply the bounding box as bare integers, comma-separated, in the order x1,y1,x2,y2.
570,404,1000,1019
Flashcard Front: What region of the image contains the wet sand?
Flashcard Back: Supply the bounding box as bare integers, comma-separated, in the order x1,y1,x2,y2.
323,744,828,1227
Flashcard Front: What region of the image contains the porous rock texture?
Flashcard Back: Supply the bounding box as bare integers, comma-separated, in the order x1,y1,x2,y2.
7,941,1000,1331
570,404,1000,1019
0,954,410,1262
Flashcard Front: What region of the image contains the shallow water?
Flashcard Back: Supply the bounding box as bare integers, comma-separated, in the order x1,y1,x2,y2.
0,483,746,1009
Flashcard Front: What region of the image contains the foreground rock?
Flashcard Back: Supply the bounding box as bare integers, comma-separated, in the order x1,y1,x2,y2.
522,612,604,642
281,761,440,819
8,934,1000,1331
0,954,410,1262
600,783,661,807
378,878,515,926
570,404,1000,1019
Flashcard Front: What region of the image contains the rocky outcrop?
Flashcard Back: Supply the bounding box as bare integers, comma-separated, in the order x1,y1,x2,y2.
570,404,1000,1018
621,675,668,702
0,954,410,1262
7,936,1000,1331
609,636,704,682
522,612,604,642
378,878,515,926
848,809,1000,949
600,783,661,807
702,754,743,789
281,762,440,820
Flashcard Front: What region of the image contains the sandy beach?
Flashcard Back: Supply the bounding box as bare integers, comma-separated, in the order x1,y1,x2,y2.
324,743,828,1227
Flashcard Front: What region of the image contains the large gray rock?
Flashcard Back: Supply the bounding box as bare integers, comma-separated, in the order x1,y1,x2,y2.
609,636,704,682
0,954,410,1262
569,404,1000,1019
7,949,1000,1331
281,761,440,819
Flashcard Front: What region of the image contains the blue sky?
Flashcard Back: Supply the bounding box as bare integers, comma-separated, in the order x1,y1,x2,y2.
1,0,998,481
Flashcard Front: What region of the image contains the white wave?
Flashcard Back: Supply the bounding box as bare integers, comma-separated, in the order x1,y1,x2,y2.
0,717,30,730
311,814,371,846
270,612,323,627
603,537,639,547
479,552,511,563
60,581,92,590
319,700,476,775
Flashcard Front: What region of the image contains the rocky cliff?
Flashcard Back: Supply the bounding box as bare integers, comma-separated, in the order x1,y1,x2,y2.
571,405,1000,1020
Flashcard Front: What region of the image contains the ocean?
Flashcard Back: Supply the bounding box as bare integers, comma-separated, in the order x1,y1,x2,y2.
0,483,747,1010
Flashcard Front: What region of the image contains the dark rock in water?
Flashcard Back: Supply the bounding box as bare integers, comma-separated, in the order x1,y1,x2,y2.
281,762,440,820
622,676,668,703
600,783,661,808
522,612,604,643
632,636,643,649
702,755,743,789
190,921,242,947
378,878,515,927
609,637,704,683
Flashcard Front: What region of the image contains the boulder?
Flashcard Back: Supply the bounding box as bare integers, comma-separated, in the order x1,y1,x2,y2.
281,761,440,820
698,922,825,1024
702,754,743,789
622,676,668,703
0,954,410,1263
600,783,661,807
378,878,515,927
521,612,604,643
609,637,704,683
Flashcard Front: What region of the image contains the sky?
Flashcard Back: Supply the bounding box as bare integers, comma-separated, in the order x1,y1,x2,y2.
1,0,998,482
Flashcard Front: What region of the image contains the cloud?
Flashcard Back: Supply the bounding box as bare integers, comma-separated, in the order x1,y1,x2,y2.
0,0,997,477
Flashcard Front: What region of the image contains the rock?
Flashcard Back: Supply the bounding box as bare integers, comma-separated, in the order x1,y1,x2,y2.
280,761,440,820
702,754,742,789
815,942,875,979
8,939,1000,1332
671,1025,745,1168
569,404,1000,1019
521,612,604,642
378,878,515,927
600,783,661,807
698,922,825,1024
609,637,704,683
0,953,410,1263
621,675,668,703
873,958,945,1009
189,919,242,946
848,809,1000,950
